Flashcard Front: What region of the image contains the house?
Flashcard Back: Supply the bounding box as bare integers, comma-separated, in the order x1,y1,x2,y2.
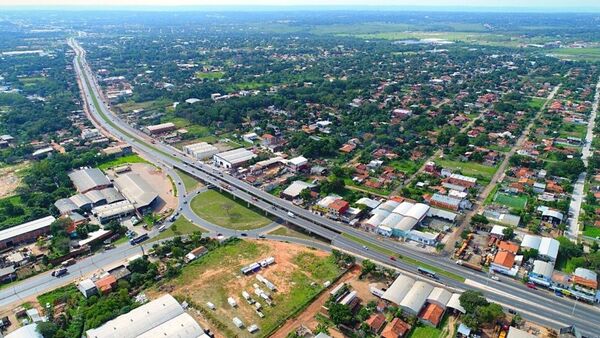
94,275,117,294
365,313,386,333
497,241,519,255
287,156,308,172
381,317,411,338
78,279,98,298
418,303,444,327
243,132,259,143
184,246,208,263
491,251,517,276
328,199,350,218
572,267,598,293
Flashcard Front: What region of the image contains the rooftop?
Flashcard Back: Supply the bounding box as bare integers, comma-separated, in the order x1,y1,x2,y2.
0,216,55,243
68,168,111,193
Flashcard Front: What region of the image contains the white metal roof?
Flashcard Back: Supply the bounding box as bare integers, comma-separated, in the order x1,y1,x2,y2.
490,225,507,236
521,234,542,250
380,213,404,229
68,168,111,193
114,173,158,208
532,260,554,279
70,193,93,208
427,287,452,308
395,217,418,232
392,201,414,216
507,326,537,338
538,237,559,260
288,156,308,166
92,200,135,219
0,216,55,243
366,212,389,227
400,281,434,314
377,200,400,212
282,181,314,198
136,313,204,338
356,197,381,209
55,198,79,214
85,294,193,338
574,267,597,281
146,122,175,132
446,293,465,313
382,275,415,305
214,148,256,165
449,173,477,183
406,203,430,221
85,189,107,204
5,324,42,338
427,207,458,221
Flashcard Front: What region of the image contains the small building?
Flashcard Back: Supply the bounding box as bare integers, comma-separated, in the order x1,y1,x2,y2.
418,303,444,327
507,326,537,338
491,251,517,276
287,156,308,172
447,173,477,188
430,193,469,211
381,317,411,338
101,143,132,157
365,313,386,334
328,199,350,218
281,181,315,200
78,279,98,298
537,206,564,226
0,216,56,250
528,260,554,287
184,246,208,263
94,275,117,295
407,230,439,246
213,148,256,168
242,132,259,143
145,122,176,135
0,265,16,283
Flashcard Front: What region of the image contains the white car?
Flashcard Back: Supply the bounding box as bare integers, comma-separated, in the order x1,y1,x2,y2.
490,275,500,281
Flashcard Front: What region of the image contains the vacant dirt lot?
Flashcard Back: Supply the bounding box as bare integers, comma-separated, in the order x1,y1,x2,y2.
0,162,28,199
147,240,342,338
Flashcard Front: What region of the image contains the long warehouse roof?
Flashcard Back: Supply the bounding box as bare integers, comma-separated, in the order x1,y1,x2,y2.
114,173,158,208
68,168,111,193
0,216,56,243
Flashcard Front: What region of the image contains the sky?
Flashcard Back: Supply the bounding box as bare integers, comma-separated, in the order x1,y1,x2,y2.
1,0,598,9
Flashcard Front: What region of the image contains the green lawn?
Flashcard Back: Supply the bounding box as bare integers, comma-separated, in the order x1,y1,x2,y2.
527,97,547,111
493,192,528,210
558,123,587,139
341,233,465,282
583,225,600,238
149,217,207,243
175,169,202,192
409,324,443,338
268,226,316,241
389,159,423,175
436,159,497,181
190,190,272,230
195,71,224,79
547,48,600,62
98,154,149,170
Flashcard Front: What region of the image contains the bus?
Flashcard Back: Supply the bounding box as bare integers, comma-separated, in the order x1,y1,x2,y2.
130,233,149,245
417,266,437,279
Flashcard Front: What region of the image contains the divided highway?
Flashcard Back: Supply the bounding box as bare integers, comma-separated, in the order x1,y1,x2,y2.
57,38,600,336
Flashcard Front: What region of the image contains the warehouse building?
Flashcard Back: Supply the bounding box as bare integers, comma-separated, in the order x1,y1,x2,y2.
370,201,430,238
144,122,176,135
213,148,256,168
68,168,112,193
521,235,559,262
114,173,158,211
183,142,219,160
92,200,135,223
0,216,56,250
85,294,204,338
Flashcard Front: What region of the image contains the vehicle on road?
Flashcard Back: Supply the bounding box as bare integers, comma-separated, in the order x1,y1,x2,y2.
287,211,295,218
130,233,149,245
104,244,115,250
389,256,397,261
240,233,248,237
417,266,438,279
555,291,564,297
158,225,167,232
508,309,517,315
52,268,68,277
258,234,266,239
362,245,368,250
526,282,537,289
490,274,500,281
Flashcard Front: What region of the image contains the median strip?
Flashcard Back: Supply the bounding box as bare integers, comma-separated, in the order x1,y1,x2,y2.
341,233,466,282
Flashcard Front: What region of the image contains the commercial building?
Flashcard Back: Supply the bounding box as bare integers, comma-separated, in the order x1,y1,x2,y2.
430,193,470,211
506,327,537,338
85,294,204,338
144,122,176,135
400,281,434,315
528,260,554,287
92,200,135,223
78,279,98,298
69,168,112,193
418,303,444,327
287,156,308,172
213,148,256,168
183,142,219,160
520,235,559,262
281,181,315,200
0,216,56,250
371,201,430,238
491,251,518,276
114,173,158,210
447,173,477,188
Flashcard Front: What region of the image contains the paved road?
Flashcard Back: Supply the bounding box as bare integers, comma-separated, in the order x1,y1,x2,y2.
567,77,600,241
56,38,600,336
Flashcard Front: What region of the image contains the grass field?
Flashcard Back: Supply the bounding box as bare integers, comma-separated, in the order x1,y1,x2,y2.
268,226,315,241
149,217,207,243
390,159,423,175
175,168,202,192
528,97,547,111
191,190,272,230
547,48,600,62
558,122,587,139
195,71,225,79
154,239,342,337
436,159,497,181
98,154,148,170
341,233,465,282
410,324,443,338
583,225,600,238
493,192,527,210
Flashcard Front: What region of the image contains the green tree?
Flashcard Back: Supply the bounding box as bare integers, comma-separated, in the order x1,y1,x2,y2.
36,322,59,338
328,303,353,326
459,290,489,314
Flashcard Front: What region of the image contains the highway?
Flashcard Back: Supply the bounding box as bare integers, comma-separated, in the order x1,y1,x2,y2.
22,37,594,336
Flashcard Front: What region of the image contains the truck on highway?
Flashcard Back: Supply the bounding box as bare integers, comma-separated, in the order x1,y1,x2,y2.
130,233,149,245
456,260,483,272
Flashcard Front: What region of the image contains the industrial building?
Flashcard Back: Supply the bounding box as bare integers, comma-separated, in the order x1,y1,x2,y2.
92,200,135,223
521,235,560,262
213,148,256,168
183,142,219,160
367,201,430,238
85,294,204,338
381,274,464,324
68,168,112,193
114,173,158,210
0,216,56,250
144,122,176,135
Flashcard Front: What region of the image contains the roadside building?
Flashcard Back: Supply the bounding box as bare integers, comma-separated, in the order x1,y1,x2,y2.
382,275,415,305
92,200,135,223
281,181,315,200
418,303,444,327
78,279,98,298
507,326,537,338
400,281,434,315
144,122,176,135
407,230,439,246
572,268,598,293
85,294,204,338
183,142,219,160
69,168,112,193
5,324,43,338
101,143,133,157
0,266,16,283
95,275,117,295
528,260,554,287
287,156,309,172
491,251,518,276
0,216,55,250
426,287,452,309
213,148,256,168
114,173,158,211
520,235,559,262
